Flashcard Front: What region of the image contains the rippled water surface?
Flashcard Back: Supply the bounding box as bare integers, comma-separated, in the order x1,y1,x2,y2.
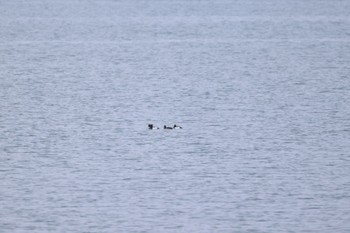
1,0,350,232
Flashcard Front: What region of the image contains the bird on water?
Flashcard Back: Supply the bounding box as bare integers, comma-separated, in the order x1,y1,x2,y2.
148,124,159,130
148,124,182,130
173,124,182,129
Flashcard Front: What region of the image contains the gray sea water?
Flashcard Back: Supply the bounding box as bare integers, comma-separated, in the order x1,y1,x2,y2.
1,0,350,232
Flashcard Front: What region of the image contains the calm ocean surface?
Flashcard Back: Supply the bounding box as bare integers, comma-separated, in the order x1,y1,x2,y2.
1,0,350,232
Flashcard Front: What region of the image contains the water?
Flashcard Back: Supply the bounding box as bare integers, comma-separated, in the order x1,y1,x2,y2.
1,0,350,232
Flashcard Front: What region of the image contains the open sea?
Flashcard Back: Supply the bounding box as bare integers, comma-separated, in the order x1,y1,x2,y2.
1,0,350,232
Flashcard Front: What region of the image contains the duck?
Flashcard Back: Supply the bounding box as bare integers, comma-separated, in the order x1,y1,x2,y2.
164,125,173,129
148,124,159,130
173,124,182,129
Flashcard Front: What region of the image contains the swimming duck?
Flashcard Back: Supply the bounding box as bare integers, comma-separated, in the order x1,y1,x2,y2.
148,124,159,130
164,125,173,129
173,124,182,129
